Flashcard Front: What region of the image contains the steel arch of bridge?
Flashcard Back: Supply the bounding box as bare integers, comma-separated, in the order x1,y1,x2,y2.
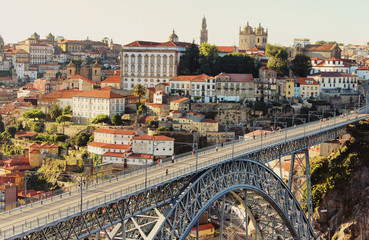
153,159,314,240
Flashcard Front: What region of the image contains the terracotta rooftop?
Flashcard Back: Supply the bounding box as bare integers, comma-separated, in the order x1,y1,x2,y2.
309,72,357,77
133,135,175,141
304,44,337,51
75,89,125,99
94,128,136,135
124,41,192,48
39,89,81,101
297,78,320,86
88,142,131,149
101,75,120,84
171,97,189,103
68,74,95,84
15,131,37,138
215,73,254,82
128,153,153,159
216,46,237,53
170,74,214,82
202,119,218,123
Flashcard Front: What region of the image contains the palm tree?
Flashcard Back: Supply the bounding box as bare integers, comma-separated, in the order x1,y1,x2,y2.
133,84,146,106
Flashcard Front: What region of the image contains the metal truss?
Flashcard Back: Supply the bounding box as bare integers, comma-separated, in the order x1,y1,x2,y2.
15,125,347,240
153,159,314,240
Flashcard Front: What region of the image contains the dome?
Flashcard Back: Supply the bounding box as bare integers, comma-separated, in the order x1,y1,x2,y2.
255,23,265,35
0,35,4,45
169,29,179,42
93,60,100,68
243,22,253,34
67,60,75,67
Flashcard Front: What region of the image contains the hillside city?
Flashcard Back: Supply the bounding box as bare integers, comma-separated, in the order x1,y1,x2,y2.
0,16,369,239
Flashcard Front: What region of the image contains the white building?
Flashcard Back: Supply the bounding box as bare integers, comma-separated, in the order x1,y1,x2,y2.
310,57,358,74
354,67,369,80
72,89,126,124
132,135,174,157
169,74,216,103
121,32,192,90
16,43,54,65
93,128,136,145
308,72,358,91
87,142,131,155
153,91,166,104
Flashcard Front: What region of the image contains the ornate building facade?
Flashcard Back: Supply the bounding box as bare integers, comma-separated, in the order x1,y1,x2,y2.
121,31,191,90
239,22,268,51
200,16,208,44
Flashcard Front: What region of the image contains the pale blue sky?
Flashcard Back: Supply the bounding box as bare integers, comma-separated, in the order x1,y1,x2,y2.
1,0,368,46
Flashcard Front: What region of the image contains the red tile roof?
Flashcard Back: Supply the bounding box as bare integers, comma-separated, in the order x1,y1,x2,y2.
297,78,320,85
171,97,189,103
68,74,95,84
94,128,136,135
304,44,337,51
216,46,236,53
191,223,215,232
309,72,357,78
124,41,192,48
215,73,254,82
133,135,175,141
170,74,214,82
15,131,37,138
88,142,131,149
39,89,81,101
75,89,125,99
202,119,218,123
357,67,369,71
103,152,126,157
101,75,120,84
128,153,153,159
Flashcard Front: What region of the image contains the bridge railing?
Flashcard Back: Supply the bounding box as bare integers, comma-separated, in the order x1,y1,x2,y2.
2,111,369,239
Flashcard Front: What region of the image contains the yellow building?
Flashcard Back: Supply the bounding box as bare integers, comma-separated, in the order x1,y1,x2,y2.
285,78,294,99
190,223,215,238
172,112,218,135
29,143,59,168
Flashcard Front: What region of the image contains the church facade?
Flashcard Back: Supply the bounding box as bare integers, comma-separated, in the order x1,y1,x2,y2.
239,22,268,51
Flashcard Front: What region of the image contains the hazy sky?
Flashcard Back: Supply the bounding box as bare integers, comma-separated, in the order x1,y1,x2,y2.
1,0,368,46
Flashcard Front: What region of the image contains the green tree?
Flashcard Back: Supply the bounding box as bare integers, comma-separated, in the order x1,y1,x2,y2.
315,40,327,44
46,124,58,134
50,105,63,120
91,114,110,124
64,105,72,115
0,115,4,133
291,54,312,77
23,109,46,121
216,53,258,76
157,126,169,131
56,115,70,124
5,126,17,138
71,132,91,147
111,114,122,126
199,42,219,76
265,44,288,76
133,84,146,105
31,122,45,133
15,121,23,131
177,42,200,75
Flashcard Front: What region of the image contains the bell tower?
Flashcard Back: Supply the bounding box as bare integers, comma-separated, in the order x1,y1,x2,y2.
66,60,76,78
92,60,101,83
200,16,208,44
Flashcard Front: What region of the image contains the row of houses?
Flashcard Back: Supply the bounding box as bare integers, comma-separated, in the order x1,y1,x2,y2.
87,128,174,166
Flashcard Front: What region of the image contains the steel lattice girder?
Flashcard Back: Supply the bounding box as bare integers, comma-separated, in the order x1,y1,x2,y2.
152,159,314,240
12,126,346,240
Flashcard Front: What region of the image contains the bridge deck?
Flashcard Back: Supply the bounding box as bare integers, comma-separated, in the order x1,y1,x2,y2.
0,112,367,239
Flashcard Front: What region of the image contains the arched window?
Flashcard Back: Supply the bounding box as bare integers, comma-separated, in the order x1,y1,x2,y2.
131,64,135,72
144,55,149,64
130,55,135,64
124,65,128,72
169,55,174,65
163,65,167,73
163,55,167,65
157,65,161,73
144,65,148,73
156,55,161,64
150,55,155,64
137,65,142,73
137,54,142,64
150,65,154,73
